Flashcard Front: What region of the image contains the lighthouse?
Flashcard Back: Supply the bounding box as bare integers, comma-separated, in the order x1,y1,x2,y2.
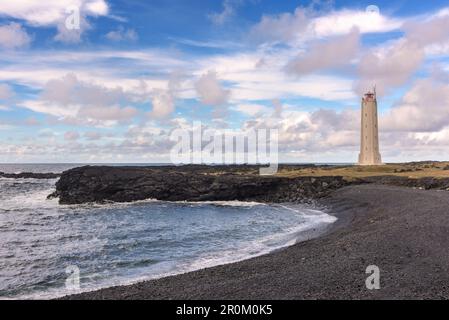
358,87,382,166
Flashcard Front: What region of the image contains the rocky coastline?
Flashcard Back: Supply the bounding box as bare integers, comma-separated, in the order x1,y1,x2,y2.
62,184,449,299
47,165,349,205
41,164,449,299
46,165,449,205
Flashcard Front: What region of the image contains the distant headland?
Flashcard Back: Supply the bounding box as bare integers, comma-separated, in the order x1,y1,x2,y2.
47,162,449,205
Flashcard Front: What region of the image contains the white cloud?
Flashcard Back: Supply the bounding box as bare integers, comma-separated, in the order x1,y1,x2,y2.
425,41,449,57
250,6,402,44
196,49,356,102
38,129,56,138
20,73,138,125
0,49,189,93
311,9,403,37
272,99,283,117
231,74,355,101
41,73,126,107
2,5,449,163
405,14,449,47
248,5,449,99
237,95,449,162
64,131,80,141
0,45,354,110
24,117,40,126
84,131,102,140
286,28,360,76
149,72,185,119
77,105,138,122
150,90,175,119
382,78,449,132
208,0,237,25
0,0,109,26
311,108,359,132
0,1,109,43
0,83,14,100
54,15,90,44
6,93,449,163
106,26,138,41
354,39,424,96
0,23,31,49
355,13,449,96
21,100,79,118
0,83,13,111
241,107,359,155
232,103,271,116
85,0,108,16
250,7,310,43
195,71,230,106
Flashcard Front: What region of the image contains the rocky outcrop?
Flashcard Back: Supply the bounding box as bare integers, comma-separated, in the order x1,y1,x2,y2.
0,172,60,179
359,175,449,190
48,166,349,205
47,165,449,205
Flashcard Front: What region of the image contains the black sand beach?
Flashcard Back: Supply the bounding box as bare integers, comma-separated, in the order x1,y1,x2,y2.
63,184,449,300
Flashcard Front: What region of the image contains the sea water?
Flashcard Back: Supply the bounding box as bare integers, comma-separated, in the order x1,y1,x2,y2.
0,164,336,299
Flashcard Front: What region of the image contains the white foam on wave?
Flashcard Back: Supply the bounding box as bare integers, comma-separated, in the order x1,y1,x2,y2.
0,177,275,211
2,177,337,300
63,199,266,210
175,200,266,207
63,198,161,210
0,177,55,183
0,179,60,211
124,208,334,295
178,207,337,272
20,205,337,300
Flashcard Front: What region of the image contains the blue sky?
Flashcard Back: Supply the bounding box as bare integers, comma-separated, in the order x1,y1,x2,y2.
0,0,449,163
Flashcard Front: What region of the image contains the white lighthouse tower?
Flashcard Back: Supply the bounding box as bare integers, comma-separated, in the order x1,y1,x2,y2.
358,87,382,166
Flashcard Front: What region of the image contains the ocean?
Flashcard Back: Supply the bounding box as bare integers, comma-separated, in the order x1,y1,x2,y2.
0,164,337,299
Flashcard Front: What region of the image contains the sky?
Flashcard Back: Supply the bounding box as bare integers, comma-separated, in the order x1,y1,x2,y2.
0,0,449,163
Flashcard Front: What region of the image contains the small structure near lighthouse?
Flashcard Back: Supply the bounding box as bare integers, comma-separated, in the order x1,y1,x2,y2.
358,87,382,165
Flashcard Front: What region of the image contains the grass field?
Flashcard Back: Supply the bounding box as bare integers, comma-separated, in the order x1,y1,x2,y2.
275,162,449,180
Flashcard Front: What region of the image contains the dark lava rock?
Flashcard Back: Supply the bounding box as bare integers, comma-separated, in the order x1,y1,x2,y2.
359,175,449,190
47,166,449,205
48,166,349,205
0,172,60,179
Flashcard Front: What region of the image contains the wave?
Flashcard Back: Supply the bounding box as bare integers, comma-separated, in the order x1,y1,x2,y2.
0,177,275,211
1,176,338,300
174,200,266,207
0,177,59,183
177,210,336,272
0,184,59,212
17,206,337,300
59,199,266,210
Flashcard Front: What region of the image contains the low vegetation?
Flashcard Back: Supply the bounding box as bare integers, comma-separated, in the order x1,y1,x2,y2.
275,162,449,180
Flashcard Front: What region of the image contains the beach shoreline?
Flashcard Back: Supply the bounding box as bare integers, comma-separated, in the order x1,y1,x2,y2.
61,184,449,300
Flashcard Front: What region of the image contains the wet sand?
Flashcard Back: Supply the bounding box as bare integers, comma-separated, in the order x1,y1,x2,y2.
62,185,449,300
